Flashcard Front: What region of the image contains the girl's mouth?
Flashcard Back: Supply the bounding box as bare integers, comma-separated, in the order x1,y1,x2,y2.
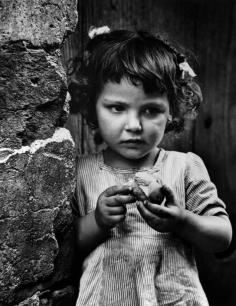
121,139,145,144
122,138,144,142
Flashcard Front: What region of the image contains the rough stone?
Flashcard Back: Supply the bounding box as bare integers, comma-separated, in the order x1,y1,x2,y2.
0,129,76,304
0,0,78,47
15,285,76,306
17,292,40,306
0,44,68,149
0,0,78,304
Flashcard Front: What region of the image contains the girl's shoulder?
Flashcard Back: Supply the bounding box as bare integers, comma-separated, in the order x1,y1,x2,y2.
77,151,101,161
76,151,102,172
164,150,203,162
163,150,209,178
163,150,206,170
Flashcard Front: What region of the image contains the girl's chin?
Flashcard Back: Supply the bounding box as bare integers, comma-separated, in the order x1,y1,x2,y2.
105,146,158,159
117,149,157,164
118,148,148,159
104,147,159,169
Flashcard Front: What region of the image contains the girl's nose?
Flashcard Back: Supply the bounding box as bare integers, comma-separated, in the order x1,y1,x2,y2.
124,112,142,132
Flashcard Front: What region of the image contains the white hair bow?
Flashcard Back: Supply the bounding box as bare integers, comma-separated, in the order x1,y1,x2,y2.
88,26,111,39
179,60,196,78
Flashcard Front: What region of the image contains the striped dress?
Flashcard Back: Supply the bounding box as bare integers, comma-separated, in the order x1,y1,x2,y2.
72,149,228,306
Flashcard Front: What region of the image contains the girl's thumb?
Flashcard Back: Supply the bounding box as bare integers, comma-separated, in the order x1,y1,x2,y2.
160,185,176,205
148,184,164,203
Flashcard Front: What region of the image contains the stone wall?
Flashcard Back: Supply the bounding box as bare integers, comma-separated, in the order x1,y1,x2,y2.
0,1,78,305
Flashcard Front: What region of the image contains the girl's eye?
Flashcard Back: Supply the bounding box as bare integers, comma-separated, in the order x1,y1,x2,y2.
143,107,161,117
109,105,125,113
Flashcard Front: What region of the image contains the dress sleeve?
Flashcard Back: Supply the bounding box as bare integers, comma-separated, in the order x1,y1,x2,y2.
185,152,228,216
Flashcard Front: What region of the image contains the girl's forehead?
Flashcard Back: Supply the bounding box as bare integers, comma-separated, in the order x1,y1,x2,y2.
101,79,143,96
100,78,167,102
101,78,161,97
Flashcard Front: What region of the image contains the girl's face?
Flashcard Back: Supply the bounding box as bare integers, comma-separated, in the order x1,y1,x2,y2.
96,78,170,169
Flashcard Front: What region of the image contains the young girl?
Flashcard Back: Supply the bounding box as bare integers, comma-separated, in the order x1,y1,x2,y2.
70,26,232,306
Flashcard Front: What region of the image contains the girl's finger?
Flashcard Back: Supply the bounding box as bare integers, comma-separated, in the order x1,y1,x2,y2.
104,185,133,197
137,201,162,222
108,205,127,215
149,189,165,204
110,214,126,223
145,201,170,218
107,194,136,206
161,185,176,203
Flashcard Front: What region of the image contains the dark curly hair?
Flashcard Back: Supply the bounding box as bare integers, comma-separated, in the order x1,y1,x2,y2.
69,29,202,137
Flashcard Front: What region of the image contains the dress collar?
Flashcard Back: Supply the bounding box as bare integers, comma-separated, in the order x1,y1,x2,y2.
97,148,166,173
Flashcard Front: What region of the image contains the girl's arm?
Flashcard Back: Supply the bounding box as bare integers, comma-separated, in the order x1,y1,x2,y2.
74,185,135,257
136,185,232,253
73,211,109,257
176,211,232,252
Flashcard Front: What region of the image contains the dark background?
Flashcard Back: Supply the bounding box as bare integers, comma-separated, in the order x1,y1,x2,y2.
62,0,236,305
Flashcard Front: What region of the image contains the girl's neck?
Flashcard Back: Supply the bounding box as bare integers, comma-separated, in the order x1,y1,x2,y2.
103,147,160,170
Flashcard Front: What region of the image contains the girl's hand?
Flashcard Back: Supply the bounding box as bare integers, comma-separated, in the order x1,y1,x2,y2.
136,185,186,233
95,185,135,230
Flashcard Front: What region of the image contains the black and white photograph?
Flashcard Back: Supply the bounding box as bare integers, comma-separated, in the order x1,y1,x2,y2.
0,0,235,305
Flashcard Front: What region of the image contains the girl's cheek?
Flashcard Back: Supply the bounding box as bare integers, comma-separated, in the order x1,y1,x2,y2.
146,117,167,128
157,117,168,128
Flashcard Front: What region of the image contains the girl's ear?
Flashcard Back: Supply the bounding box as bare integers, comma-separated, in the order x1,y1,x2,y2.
167,114,172,122
94,129,104,145
164,114,173,133
167,114,172,125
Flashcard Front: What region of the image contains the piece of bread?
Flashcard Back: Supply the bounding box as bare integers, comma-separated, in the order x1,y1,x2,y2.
127,172,164,203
